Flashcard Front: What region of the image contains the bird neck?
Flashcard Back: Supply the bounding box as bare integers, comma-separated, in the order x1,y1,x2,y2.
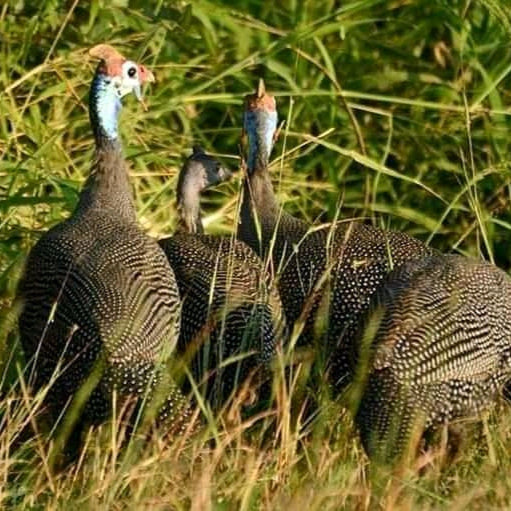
245,108,276,176
77,71,136,221
238,111,281,255
239,170,281,254
175,178,204,235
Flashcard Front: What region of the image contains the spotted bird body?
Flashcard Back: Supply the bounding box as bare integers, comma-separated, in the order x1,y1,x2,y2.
237,82,435,387
17,45,188,433
159,148,285,408
353,254,511,463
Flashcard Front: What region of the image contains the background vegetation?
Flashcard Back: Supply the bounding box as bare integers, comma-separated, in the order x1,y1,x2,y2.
1,0,511,508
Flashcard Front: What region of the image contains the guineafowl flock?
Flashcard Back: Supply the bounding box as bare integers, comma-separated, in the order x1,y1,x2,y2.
15,43,511,467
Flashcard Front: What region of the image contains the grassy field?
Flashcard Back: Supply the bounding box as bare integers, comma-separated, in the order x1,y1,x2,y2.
1,0,511,508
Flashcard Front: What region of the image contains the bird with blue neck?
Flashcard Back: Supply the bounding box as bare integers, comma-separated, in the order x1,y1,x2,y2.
17,44,189,460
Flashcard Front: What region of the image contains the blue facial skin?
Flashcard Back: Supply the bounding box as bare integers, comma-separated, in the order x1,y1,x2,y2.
90,73,122,140
244,108,278,172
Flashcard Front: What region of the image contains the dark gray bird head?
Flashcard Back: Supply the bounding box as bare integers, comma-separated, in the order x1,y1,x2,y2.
176,146,232,234
181,146,232,191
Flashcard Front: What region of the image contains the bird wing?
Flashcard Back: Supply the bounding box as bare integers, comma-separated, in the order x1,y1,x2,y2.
366,256,511,385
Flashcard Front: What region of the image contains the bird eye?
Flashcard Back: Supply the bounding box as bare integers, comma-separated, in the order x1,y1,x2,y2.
127,67,137,78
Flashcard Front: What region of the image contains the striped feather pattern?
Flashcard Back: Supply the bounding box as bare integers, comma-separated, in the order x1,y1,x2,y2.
159,233,285,408
17,53,189,438
237,85,435,389
18,211,187,429
243,199,436,385
353,254,511,462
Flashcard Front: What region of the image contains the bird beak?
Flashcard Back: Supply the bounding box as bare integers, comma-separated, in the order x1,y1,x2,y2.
257,78,266,98
133,84,150,111
133,84,143,101
134,66,154,111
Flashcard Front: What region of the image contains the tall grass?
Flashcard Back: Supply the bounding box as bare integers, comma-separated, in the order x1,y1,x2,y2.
1,0,511,508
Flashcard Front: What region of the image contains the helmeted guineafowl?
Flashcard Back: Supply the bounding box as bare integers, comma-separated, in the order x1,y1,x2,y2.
159,147,286,409
174,146,232,235
351,253,511,464
237,80,436,388
17,44,189,438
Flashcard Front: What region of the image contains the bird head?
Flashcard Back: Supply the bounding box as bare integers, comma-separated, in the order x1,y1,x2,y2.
244,79,277,114
182,146,232,193
242,79,278,173
89,44,155,107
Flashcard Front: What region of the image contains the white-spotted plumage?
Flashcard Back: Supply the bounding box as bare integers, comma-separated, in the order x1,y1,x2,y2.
17,45,189,437
353,254,511,462
159,148,286,408
237,82,435,389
